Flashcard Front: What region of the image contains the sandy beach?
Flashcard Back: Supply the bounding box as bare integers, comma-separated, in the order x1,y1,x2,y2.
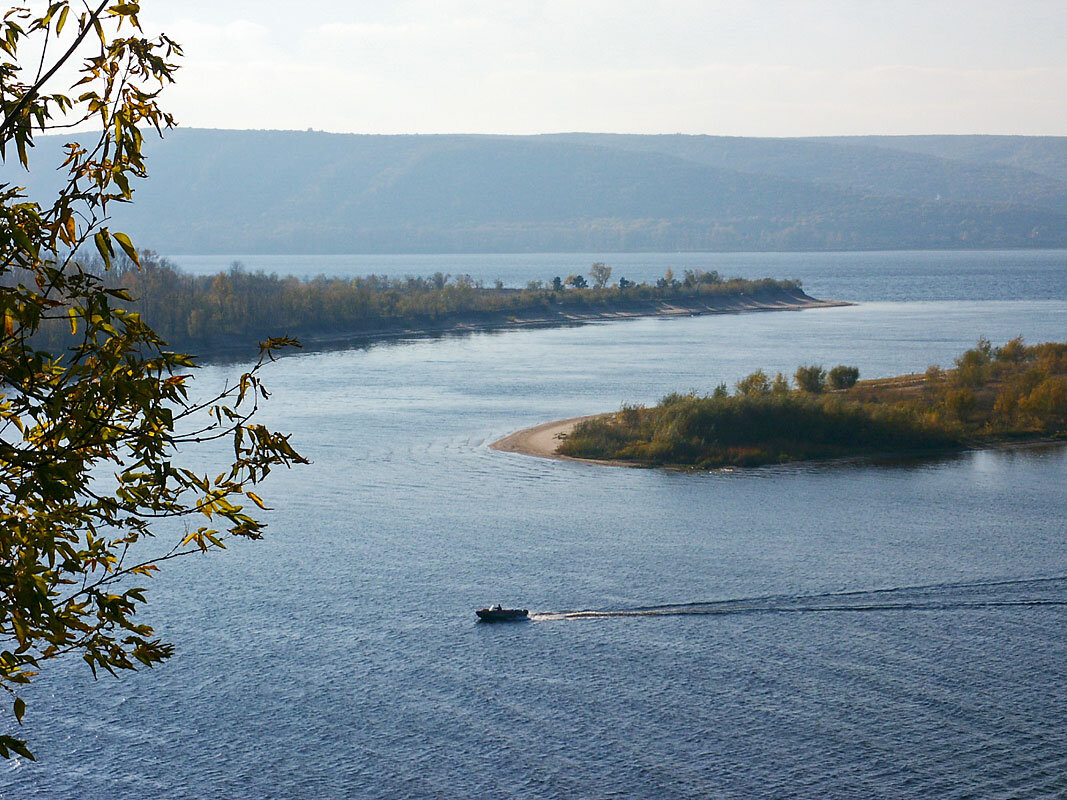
488,416,593,460
489,415,595,459
490,414,641,466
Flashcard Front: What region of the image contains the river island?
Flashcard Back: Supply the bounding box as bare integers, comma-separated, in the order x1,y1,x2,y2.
34,257,850,356
492,338,1067,469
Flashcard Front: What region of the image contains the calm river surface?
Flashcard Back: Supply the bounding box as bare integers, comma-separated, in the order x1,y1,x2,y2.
5,251,1067,799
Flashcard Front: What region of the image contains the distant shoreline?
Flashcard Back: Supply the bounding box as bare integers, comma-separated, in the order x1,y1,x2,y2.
291,289,851,353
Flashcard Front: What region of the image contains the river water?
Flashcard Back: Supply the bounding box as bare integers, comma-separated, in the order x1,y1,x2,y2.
5,251,1067,799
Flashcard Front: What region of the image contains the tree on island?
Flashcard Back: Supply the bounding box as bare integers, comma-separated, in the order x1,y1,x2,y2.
656,268,678,290
0,2,304,759
794,365,827,393
828,365,860,390
735,369,772,397
589,262,612,289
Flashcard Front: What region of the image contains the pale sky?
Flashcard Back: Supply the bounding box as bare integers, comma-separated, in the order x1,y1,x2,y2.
140,0,1067,136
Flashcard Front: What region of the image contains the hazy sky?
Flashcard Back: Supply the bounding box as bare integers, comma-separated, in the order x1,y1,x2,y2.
142,0,1067,136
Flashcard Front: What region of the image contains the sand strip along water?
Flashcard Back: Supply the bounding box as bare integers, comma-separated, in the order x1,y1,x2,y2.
489,414,639,466
488,416,593,460
490,416,594,459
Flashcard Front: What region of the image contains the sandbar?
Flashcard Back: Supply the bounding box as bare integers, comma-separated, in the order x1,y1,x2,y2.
490,414,636,466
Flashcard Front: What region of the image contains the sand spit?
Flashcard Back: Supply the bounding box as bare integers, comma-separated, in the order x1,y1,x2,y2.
489,415,637,466
490,416,593,459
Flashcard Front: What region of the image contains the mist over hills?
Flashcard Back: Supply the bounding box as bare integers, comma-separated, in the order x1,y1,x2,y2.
11,129,1067,254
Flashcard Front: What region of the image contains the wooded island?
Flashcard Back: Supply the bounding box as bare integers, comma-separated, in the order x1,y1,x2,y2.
555,339,1067,468
22,254,843,355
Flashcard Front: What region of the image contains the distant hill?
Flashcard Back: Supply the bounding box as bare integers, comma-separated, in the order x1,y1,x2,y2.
7,129,1067,254
814,135,1067,184
546,134,1067,213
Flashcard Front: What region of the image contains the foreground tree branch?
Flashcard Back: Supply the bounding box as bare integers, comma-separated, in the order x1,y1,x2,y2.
0,2,306,760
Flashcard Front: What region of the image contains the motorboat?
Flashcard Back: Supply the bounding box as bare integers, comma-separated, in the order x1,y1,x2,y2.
475,604,529,622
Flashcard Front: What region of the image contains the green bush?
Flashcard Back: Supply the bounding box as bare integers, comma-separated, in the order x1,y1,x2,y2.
828,365,860,390
794,365,827,393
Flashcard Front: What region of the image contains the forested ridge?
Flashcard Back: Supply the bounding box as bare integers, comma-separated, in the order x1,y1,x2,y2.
559,339,1067,468
8,130,1067,253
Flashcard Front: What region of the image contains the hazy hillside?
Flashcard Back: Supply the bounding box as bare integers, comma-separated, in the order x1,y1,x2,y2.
815,135,1067,184
7,129,1067,254
546,134,1067,213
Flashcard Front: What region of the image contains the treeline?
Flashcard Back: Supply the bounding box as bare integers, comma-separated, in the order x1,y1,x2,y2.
558,339,1067,468
22,254,802,354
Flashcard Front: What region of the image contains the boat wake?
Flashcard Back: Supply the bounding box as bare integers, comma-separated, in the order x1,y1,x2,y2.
528,576,1067,621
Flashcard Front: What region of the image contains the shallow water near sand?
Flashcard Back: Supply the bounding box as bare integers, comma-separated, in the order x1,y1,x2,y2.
5,251,1067,799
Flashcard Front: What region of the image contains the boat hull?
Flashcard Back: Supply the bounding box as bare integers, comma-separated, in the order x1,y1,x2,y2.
475,608,529,622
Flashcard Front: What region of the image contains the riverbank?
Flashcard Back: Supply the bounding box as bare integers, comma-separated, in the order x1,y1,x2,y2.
292,288,850,352
196,287,850,360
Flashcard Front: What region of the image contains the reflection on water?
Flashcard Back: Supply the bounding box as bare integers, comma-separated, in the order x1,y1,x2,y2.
750,439,1067,475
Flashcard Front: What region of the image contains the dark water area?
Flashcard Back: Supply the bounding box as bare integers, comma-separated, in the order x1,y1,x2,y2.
173,248,1067,303
4,252,1067,798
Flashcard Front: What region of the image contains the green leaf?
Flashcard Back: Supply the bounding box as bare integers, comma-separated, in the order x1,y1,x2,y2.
113,232,138,264
13,697,24,724
94,230,113,268
112,171,131,198
11,227,38,257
